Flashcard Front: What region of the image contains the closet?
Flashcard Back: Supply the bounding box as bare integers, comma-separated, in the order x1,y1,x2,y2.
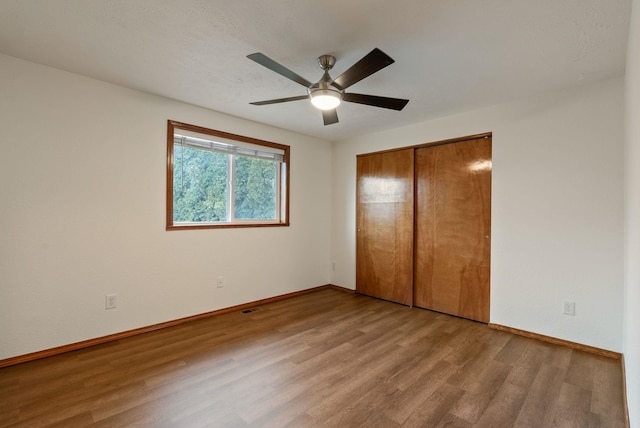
356,134,491,322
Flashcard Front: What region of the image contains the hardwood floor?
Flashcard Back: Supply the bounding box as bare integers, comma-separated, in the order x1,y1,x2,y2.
0,288,626,427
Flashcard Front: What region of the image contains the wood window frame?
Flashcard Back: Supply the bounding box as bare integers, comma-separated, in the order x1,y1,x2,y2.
166,120,290,230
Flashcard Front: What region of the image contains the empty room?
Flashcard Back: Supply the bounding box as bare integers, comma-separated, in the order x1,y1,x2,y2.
1,1,639,427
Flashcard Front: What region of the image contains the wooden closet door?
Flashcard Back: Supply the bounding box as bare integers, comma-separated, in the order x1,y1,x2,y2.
356,149,414,305
414,137,491,322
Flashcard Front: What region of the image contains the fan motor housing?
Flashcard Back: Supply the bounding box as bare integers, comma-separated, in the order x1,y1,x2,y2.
308,56,343,109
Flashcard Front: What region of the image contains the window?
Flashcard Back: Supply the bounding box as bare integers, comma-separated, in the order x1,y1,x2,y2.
166,120,290,230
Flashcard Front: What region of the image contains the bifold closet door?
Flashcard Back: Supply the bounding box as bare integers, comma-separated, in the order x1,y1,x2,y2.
414,137,491,322
356,149,414,305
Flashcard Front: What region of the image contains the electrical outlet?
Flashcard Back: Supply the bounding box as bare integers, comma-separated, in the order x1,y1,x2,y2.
563,301,575,316
217,276,224,288
105,294,117,310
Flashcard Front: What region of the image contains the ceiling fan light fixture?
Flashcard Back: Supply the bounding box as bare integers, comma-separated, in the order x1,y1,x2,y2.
247,49,409,125
310,89,341,110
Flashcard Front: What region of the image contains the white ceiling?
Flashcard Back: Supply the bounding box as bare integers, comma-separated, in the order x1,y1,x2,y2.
0,0,631,141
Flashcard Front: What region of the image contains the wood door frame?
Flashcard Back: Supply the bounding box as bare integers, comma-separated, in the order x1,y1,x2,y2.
355,132,492,158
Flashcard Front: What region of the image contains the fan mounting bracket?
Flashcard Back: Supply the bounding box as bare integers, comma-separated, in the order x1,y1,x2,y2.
317,55,336,71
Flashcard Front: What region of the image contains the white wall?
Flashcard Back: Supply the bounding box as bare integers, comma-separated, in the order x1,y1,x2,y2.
0,47,628,374
0,54,333,360
624,0,640,425
331,77,625,352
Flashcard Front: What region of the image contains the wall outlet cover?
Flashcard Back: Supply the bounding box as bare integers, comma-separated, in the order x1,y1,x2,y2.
563,301,575,316
105,294,117,310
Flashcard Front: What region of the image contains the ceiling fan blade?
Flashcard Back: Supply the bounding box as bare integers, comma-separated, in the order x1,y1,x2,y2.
343,93,409,111
247,53,313,88
322,109,339,126
250,95,309,105
332,48,395,90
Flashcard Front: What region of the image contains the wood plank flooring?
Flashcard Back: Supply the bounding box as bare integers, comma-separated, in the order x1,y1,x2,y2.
0,288,626,427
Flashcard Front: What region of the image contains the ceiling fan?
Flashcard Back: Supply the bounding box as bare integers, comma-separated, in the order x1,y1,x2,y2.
247,48,409,126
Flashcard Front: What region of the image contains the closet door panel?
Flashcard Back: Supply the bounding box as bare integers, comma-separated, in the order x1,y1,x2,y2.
414,138,491,321
356,149,414,305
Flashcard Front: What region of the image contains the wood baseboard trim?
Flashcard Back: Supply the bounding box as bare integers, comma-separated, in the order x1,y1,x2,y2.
621,354,630,428
0,284,341,369
488,323,621,360
326,284,356,294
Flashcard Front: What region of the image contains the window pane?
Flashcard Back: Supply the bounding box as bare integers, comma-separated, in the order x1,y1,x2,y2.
173,145,228,222
233,156,277,220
